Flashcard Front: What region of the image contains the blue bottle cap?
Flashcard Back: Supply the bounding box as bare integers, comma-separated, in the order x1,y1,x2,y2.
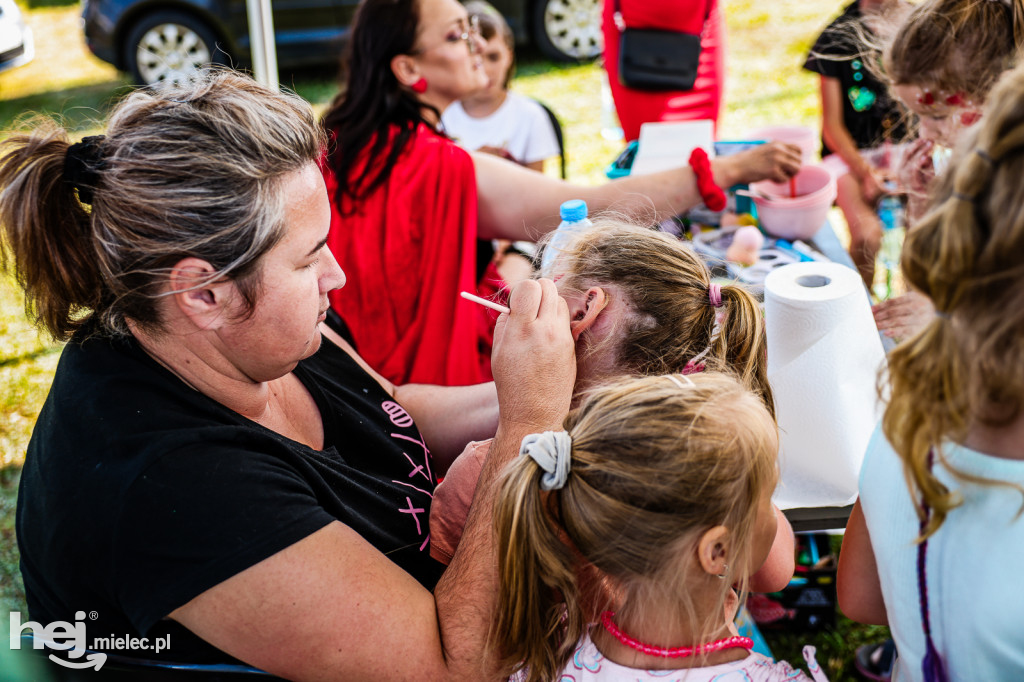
559,199,588,222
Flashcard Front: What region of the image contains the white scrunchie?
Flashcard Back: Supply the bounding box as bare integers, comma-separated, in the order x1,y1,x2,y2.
519,430,573,491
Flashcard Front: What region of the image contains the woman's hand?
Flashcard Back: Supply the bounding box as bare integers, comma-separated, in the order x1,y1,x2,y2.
491,278,575,433
872,290,936,341
716,141,803,186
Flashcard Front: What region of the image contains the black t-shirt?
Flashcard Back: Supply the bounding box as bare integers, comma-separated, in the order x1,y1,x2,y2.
803,1,906,155
17,328,445,664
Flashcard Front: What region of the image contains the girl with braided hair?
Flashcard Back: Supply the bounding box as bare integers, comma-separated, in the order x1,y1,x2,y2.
838,61,1024,681
429,219,793,587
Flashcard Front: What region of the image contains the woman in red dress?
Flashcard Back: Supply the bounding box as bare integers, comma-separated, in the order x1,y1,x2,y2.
321,0,794,388
603,0,726,141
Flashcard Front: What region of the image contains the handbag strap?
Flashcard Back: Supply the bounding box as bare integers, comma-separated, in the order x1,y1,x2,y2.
612,0,713,34
917,448,949,682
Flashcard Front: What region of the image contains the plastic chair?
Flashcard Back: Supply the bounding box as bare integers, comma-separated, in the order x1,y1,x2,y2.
533,98,567,179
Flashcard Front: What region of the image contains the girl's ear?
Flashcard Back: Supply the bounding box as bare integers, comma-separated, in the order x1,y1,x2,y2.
568,287,609,341
390,54,421,88
696,525,730,578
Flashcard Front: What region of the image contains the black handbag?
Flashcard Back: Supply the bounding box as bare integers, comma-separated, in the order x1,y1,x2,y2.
613,0,707,91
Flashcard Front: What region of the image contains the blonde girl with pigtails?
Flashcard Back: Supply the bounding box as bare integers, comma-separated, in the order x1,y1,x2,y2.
490,373,827,682
839,62,1024,681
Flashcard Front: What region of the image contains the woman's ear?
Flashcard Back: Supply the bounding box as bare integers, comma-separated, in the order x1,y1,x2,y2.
568,286,609,341
169,257,236,330
390,54,421,89
696,525,730,579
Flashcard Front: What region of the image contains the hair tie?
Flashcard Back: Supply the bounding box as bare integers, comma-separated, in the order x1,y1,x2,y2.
951,191,974,203
63,135,107,205
519,431,572,491
974,148,994,165
708,283,723,308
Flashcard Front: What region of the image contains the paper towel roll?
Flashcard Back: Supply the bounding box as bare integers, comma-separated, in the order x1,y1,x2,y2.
764,262,886,509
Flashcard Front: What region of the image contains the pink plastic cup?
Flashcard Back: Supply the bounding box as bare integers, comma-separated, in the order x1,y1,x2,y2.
750,165,837,240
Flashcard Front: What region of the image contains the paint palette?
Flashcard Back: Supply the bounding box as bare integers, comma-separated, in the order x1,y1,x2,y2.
688,226,830,298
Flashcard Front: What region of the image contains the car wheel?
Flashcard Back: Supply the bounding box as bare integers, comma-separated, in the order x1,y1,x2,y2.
123,10,226,86
531,0,602,62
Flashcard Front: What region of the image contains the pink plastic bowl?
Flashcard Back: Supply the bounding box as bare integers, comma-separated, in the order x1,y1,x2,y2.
746,125,819,165
750,165,837,241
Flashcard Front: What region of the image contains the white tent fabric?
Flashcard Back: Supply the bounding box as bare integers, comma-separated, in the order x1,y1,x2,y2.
246,0,279,90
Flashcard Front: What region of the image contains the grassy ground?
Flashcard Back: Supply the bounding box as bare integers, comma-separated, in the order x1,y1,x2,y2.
0,0,883,678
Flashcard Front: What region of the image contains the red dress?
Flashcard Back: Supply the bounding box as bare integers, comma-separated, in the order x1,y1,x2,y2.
602,0,725,142
322,123,495,387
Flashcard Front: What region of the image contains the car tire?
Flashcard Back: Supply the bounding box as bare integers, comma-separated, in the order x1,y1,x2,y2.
123,10,227,86
530,0,602,62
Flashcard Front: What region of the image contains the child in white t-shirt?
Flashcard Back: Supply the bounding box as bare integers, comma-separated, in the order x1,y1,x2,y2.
441,1,559,173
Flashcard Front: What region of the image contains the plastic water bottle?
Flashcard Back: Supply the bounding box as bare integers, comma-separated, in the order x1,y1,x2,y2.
875,182,906,301
540,199,594,277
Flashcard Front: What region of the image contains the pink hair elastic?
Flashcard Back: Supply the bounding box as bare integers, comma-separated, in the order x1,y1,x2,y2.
709,283,723,308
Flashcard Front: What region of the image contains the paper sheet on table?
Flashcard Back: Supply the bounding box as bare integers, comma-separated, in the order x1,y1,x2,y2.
765,262,887,509
631,120,714,176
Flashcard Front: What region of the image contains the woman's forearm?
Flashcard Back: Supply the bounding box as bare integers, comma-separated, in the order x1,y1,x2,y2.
473,143,800,241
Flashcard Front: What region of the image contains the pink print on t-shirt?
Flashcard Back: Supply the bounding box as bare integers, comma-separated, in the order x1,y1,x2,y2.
381,400,415,428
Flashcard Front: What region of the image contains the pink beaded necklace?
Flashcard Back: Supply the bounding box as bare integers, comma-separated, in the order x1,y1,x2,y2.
599,611,753,659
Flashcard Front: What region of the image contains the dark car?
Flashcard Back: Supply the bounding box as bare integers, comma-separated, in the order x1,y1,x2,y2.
81,0,600,86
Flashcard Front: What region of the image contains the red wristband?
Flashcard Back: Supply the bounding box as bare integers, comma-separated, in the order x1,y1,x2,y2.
688,148,727,212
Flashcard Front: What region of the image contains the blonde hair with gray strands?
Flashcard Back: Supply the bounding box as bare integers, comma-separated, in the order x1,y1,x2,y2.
554,218,775,419
491,372,779,682
0,69,325,340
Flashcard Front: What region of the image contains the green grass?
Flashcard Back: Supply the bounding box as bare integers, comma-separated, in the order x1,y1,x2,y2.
0,0,881,677
0,275,56,621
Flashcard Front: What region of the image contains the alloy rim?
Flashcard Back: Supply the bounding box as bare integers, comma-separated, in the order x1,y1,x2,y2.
543,0,602,59
135,22,211,85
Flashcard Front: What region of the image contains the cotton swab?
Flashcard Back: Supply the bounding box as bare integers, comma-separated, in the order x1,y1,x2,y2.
460,291,511,315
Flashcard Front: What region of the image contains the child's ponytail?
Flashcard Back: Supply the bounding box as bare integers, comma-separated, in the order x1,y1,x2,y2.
0,120,104,340
492,445,583,682
719,283,775,420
